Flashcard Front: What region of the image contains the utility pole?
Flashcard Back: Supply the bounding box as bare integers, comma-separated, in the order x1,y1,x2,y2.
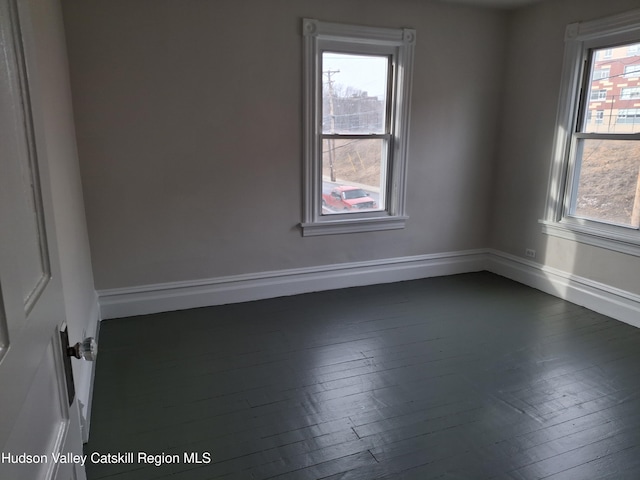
324,69,339,182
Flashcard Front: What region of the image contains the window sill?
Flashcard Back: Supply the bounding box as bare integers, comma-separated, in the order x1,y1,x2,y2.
301,215,408,236
540,219,640,257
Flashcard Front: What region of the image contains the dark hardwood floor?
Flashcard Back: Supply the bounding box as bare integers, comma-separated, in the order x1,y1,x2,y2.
84,272,640,479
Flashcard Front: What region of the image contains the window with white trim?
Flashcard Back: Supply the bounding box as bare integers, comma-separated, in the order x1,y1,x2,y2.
301,19,415,236
595,110,604,124
620,86,640,99
543,10,640,256
593,67,610,79
617,108,640,124
628,43,640,56
624,64,640,78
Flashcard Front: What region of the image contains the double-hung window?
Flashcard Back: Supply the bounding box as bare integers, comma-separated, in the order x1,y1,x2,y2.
543,9,640,255
301,19,415,236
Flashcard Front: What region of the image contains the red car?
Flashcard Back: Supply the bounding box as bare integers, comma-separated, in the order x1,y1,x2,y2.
322,186,377,211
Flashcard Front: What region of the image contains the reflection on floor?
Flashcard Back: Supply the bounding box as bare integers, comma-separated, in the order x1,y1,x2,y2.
85,272,640,479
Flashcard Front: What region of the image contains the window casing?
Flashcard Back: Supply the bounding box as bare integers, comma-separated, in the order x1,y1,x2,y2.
301,19,415,236
543,9,640,256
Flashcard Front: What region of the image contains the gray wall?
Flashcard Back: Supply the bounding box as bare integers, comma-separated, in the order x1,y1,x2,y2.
61,0,640,300
26,0,97,434
61,0,507,290
491,0,640,295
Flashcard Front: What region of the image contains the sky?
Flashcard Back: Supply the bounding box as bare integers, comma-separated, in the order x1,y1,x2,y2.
322,52,389,99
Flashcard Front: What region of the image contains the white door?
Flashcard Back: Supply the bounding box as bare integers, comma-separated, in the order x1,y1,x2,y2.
0,1,86,479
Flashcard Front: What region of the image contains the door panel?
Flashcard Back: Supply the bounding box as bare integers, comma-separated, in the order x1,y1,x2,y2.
0,1,86,479
3,334,69,480
17,105,50,312
10,6,50,313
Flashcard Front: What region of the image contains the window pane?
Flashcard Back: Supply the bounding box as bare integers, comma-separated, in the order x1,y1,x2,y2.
321,138,387,214
584,45,640,133
322,53,388,134
572,139,640,227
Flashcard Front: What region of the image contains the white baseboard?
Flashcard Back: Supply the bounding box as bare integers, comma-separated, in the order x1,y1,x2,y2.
97,250,488,319
96,249,640,330
486,250,640,329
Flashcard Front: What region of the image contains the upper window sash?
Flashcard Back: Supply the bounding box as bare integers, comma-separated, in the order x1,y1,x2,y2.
321,50,392,136
543,9,640,256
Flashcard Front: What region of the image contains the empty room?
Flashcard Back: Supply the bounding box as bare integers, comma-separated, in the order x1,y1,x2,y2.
1,0,640,479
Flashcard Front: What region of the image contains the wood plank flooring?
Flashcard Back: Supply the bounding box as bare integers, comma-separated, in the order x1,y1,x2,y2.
84,272,640,479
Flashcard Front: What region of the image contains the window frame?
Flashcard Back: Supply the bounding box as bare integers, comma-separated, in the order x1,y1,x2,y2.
542,9,640,257
301,18,416,236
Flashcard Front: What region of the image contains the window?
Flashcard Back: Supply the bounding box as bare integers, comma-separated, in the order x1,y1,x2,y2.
601,48,613,59
544,11,640,256
595,110,604,124
628,43,640,56
586,110,605,125
624,64,640,78
620,87,640,99
589,89,607,100
302,19,415,236
593,67,610,80
617,108,640,123
321,53,388,215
